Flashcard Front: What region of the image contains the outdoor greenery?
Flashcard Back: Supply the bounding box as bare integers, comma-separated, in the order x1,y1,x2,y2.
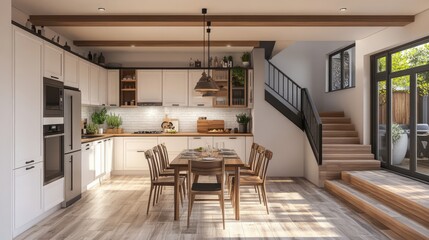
391,123,405,144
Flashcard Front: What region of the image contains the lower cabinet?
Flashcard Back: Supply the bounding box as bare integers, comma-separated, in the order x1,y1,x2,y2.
14,162,43,230
81,142,95,192
123,137,158,171
43,178,64,211
188,136,213,149
94,140,105,178
104,138,113,178
158,137,188,163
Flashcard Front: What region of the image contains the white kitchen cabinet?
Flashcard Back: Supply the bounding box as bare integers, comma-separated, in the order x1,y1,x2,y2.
137,70,163,103
123,137,158,171
14,162,43,230
104,138,113,178
98,68,108,106
188,136,213,149
64,52,79,88
245,136,254,164
188,70,213,107
90,64,99,105
13,27,43,169
43,178,64,211
79,60,91,105
81,142,95,192
213,137,246,162
113,137,124,172
43,42,63,81
94,140,105,178
107,70,120,107
162,70,188,106
158,137,188,162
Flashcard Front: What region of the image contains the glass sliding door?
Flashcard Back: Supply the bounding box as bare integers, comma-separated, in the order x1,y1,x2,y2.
416,71,429,175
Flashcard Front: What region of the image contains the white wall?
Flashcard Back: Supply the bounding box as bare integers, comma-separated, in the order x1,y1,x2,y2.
0,0,13,239
270,41,352,111
252,48,305,177
304,137,319,186
323,9,429,144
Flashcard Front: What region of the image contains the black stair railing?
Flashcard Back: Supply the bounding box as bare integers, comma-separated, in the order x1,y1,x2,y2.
265,60,323,165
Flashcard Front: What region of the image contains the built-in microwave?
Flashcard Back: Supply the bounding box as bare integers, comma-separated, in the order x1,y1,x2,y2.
43,77,64,118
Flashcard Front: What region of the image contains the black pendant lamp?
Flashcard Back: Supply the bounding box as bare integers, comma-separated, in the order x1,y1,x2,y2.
194,9,219,93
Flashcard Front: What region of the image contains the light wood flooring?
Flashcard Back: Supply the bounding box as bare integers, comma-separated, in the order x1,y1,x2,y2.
16,176,392,239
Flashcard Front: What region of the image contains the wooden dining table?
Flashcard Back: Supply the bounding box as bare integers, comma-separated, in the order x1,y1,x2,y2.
169,150,245,221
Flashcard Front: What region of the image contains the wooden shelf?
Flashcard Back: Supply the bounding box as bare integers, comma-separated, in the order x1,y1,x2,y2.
120,105,138,108
121,88,136,91
121,79,137,83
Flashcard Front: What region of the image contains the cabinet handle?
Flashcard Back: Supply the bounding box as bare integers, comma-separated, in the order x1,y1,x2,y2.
109,104,117,106
70,155,74,191
137,150,145,153
51,76,59,80
86,144,90,147
229,137,237,139
26,166,35,171
172,104,179,106
104,139,107,142
97,141,102,143
197,104,204,106
86,148,90,150
25,160,35,164
193,137,201,139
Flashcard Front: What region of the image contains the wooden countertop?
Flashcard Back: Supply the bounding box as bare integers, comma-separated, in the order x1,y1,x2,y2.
81,132,254,144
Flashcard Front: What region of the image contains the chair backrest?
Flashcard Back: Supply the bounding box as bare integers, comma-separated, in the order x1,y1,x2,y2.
188,159,225,191
253,145,266,177
260,150,273,182
247,142,259,170
152,146,164,174
159,143,170,167
145,149,158,182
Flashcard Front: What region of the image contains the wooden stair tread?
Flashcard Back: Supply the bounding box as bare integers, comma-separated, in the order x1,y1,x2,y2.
323,160,380,164
322,124,355,130
323,131,358,137
319,111,345,117
321,117,351,124
325,180,429,240
323,153,374,160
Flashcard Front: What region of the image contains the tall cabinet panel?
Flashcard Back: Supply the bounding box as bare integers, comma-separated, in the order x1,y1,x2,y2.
43,42,64,81
13,27,43,169
98,68,108,106
90,65,99,105
79,60,90,105
107,70,120,106
137,70,163,103
162,70,188,106
64,52,79,88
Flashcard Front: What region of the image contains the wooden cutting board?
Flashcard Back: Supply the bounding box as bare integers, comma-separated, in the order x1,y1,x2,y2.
197,120,225,133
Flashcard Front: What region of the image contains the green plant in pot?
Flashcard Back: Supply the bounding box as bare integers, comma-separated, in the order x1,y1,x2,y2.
241,52,250,67
105,113,123,134
86,122,98,135
391,124,408,165
91,107,107,134
236,113,251,133
231,67,245,87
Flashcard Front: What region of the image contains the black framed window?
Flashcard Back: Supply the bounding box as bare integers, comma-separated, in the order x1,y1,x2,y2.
328,44,356,92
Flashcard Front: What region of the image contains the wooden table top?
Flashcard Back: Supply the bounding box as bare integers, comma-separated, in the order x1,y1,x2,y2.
170,151,245,167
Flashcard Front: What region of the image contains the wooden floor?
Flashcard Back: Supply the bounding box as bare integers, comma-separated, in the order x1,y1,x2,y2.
16,176,392,240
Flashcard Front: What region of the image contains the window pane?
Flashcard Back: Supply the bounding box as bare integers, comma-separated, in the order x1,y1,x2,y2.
391,75,410,170
378,80,387,163
391,42,429,72
330,53,341,91
343,47,355,88
416,71,429,176
377,57,386,73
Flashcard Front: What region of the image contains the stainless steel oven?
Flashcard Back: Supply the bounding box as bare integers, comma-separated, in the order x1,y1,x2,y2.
44,123,64,185
43,77,64,118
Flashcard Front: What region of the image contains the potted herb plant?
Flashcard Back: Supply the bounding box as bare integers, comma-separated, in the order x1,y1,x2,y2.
91,107,107,134
391,124,408,165
236,113,251,133
241,52,251,67
231,67,245,87
106,113,123,134
86,122,98,135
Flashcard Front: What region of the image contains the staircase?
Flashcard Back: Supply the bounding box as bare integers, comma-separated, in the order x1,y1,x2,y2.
319,111,380,186
325,171,429,240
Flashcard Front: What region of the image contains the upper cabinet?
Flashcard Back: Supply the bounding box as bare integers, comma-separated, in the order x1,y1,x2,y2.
162,70,188,107
78,60,91,105
188,70,213,107
64,52,79,88
107,70,120,107
137,70,163,104
98,68,108,106
230,67,247,108
89,64,99,106
43,42,64,81
211,69,230,107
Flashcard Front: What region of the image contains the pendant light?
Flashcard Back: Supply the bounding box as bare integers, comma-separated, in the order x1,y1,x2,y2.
194,9,219,93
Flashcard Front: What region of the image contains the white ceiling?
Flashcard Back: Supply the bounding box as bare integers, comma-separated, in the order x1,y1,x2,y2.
12,0,429,54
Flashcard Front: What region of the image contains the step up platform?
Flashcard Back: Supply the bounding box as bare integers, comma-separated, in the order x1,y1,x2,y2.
325,170,429,240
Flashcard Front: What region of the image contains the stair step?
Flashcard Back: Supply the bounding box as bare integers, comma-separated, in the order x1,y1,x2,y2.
325,180,429,240
319,111,345,117
323,144,371,150
323,153,375,160
323,137,360,144
323,130,358,137
322,124,355,131
342,171,429,228
320,160,381,171
321,117,351,124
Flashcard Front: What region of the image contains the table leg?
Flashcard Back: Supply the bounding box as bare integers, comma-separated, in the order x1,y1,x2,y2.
174,167,179,220
235,166,240,220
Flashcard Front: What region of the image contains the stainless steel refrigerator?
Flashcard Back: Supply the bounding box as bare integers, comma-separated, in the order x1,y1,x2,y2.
62,87,82,208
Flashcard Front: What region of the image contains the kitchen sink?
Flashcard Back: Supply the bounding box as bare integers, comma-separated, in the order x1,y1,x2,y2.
81,135,103,139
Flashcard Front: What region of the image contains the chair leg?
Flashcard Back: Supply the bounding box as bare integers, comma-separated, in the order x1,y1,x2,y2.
179,184,184,206
254,186,258,193
219,193,225,230
256,185,262,204
193,174,199,183
153,186,158,206
146,185,153,215
262,184,269,214
187,192,192,228
230,179,235,208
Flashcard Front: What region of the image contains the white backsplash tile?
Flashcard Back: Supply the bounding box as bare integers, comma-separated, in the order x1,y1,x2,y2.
82,106,250,133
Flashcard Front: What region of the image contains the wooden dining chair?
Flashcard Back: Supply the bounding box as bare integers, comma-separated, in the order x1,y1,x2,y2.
230,149,273,214
187,159,226,229
144,149,185,215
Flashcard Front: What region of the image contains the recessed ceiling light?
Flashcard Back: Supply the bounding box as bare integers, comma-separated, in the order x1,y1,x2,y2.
130,44,136,47
98,7,106,12
226,44,231,48
339,8,347,12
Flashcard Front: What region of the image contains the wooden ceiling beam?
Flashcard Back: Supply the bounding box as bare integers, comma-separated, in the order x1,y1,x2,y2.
30,15,414,27
73,40,261,47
